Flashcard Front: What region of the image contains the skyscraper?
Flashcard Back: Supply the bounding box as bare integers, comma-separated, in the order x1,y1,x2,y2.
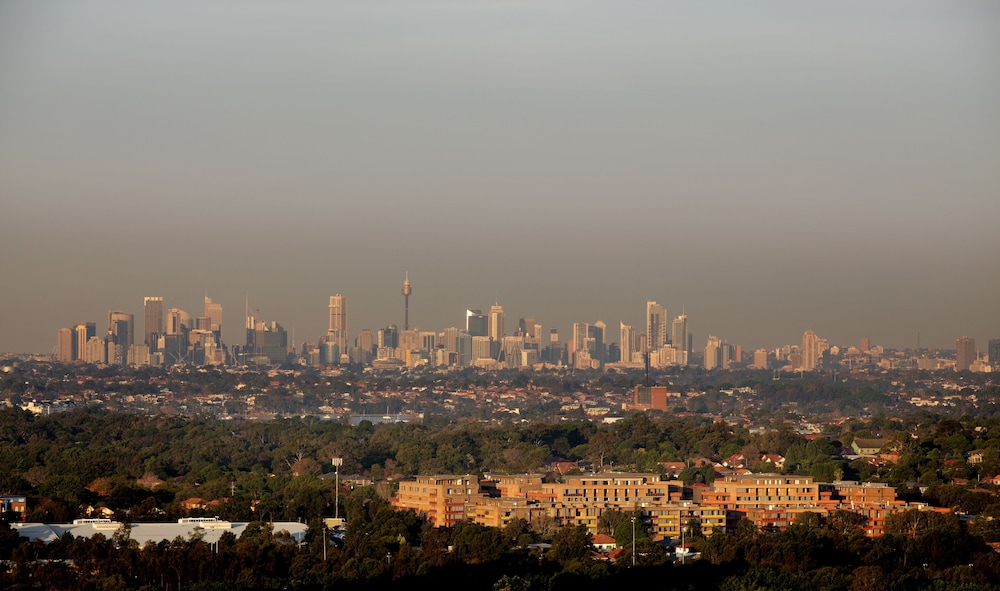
466,309,487,337
671,314,688,366
74,322,95,361
108,310,134,366
620,322,635,365
956,336,976,371
990,339,1000,365
56,327,74,362
591,321,606,363
646,300,667,351
143,296,164,351
204,296,222,333
704,335,721,370
802,330,820,371
488,303,504,341
518,316,535,337
328,294,348,354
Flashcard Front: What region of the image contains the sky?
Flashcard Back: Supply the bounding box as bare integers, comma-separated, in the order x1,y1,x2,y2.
1,0,998,355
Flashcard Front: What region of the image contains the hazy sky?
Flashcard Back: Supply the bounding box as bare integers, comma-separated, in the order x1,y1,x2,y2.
2,1,998,355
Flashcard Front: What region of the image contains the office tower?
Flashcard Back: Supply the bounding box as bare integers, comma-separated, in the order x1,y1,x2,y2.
704,335,721,370
591,321,606,363
85,336,106,364
204,296,222,333
402,273,412,331
246,318,289,366
320,341,339,365
74,322,95,361
646,300,667,351
753,348,768,369
956,336,976,371
378,324,399,349
456,330,472,367
620,322,635,365
802,330,820,371
466,309,487,337
56,328,74,362
328,294,348,354
442,327,460,352
398,328,421,351
861,337,871,353
128,344,151,368
166,308,191,335
572,323,589,355
143,296,164,351
518,316,536,337
488,303,505,341
472,336,493,361
352,328,374,365
107,310,134,366
671,314,688,366
990,339,1000,365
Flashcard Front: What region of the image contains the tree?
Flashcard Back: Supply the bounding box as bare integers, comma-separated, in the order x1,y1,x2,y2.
548,524,592,563
613,515,649,549
597,509,628,536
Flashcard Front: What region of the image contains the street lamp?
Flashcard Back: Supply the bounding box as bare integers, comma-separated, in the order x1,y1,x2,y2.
631,516,636,567
332,457,343,520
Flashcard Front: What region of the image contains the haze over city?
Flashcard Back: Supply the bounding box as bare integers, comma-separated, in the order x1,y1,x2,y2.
2,1,998,355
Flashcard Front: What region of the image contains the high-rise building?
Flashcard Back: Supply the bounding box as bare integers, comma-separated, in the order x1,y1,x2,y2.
353,328,374,365
591,321,606,363
143,297,164,351
488,303,505,341
442,327,460,352
861,337,871,353
378,324,399,349
753,349,769,369
990,339,1000,365
56,327,74,363
107,311,134,366
518,317,535,338
166,308,191,336
204,296,223,333
956,336,976,371
456,330,472,367
328,294,348,354
85,336,106,364
802,330,820,371
74,322,95,361
671,314,688,366
704,335,721,370
472,335,493,362
466,309,487,337
246,318,289,366
620,322,635,365
646,300,667,351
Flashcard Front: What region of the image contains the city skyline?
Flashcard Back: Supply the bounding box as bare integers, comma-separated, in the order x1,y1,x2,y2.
2,2,998,354
34,284,999,360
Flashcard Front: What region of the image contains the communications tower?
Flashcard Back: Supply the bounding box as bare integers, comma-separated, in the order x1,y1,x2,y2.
402,273,412,330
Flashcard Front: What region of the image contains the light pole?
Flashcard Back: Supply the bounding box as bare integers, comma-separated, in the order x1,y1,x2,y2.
332,457,343,520
631,516,636,567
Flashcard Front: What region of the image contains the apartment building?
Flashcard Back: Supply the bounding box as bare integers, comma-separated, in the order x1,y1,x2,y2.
393,475,484,527
391,471,938,541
